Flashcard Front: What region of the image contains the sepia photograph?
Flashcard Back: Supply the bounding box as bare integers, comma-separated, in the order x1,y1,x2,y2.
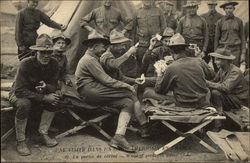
1,0,249,162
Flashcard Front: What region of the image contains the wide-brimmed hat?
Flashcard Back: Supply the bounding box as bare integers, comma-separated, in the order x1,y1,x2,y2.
110,29,131,44
162,27,175,38
220,1,238,8
168,33,188,46
207,0,217,5
30,34,54,51
183,1,200,8
82,30,110,45
209,48,236,60
165,1,174,6
52,33,71,45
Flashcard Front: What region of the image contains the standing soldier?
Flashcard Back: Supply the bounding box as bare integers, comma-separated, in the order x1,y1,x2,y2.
164,1,178,31
201,0,223,71
214,1,246,67
132,0,166,76
176,1,209,58
15,0,65,61
80,0,131,36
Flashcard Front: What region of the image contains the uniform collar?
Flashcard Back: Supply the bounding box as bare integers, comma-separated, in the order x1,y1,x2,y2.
225,15,235,20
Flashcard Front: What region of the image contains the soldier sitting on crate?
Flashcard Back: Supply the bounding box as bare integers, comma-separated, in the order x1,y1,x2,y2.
206,48,249,130
9,34,62,156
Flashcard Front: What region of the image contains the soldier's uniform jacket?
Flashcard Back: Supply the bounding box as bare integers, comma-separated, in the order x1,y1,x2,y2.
176,15,209,52
201,11,223,40
132,6,166,46
164,12,177,31
80,6,131,35
15,7,62,48
214,15,246,54
12,56,59,101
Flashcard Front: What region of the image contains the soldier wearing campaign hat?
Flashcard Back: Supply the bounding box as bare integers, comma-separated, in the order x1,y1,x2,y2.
201,0,223,71
176,1,209,59
214,1,246,67
207,48,248,130
15,0,66,61
9,34,61,156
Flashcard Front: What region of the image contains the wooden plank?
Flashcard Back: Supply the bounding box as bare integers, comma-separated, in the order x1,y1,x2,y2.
1,127,15,142
1,107,14,112
207,131,239,161
1,91,9,100
226,136,248,161
89,123,112,140
1,82,12,91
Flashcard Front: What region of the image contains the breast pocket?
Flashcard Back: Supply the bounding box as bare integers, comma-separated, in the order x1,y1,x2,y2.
137,15,147,27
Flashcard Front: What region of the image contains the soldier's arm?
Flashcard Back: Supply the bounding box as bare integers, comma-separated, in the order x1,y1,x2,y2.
79,10,95,32
155,67,175,94
214,19,221,51
39,10,62,30
202,18,209,53
14,63,44,101
15,11,24,47
239,19,246,63
176,17,183,34
46,61,60,93
159,9,167,34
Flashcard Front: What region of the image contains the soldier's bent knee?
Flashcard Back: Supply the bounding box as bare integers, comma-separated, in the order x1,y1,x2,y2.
15,98,31,120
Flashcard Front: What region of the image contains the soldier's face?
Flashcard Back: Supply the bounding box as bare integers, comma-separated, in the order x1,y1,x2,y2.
187,6,198,16
53,39,67,52
104,0,112,7
94,43,108,57
224,5,235,16
162,37,171,46
214,58,229,69
27,0,38,9
165,4,173,11
143,1,153,8
208,4,216,12
37,51,53,65
112,43,127,55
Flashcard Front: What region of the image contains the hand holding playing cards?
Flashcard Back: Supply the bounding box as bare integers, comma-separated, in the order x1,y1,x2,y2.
135,74,145,85
35,81,46,93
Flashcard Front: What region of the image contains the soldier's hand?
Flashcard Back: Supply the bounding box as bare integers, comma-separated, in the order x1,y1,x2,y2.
200,51,205,58
19,46,26,51
125,46,137,57
35,81,47,93
65,79,73,87
43,93,60,104
149,37,157,50
61,24,67,31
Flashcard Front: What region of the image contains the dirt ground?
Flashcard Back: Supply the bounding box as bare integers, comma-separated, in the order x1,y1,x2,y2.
1,119,227,162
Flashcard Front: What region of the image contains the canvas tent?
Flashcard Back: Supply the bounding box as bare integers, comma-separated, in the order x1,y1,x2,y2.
0,1,18,26
38,1,136,74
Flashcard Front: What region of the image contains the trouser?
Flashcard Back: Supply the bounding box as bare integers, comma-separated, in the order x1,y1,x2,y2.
210,89,246,112
206,38,218,72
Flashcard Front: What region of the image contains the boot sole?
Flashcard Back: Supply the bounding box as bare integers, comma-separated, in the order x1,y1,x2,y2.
108,142,136,153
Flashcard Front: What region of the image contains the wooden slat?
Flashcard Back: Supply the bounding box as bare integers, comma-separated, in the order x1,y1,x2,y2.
1,127,15,142
1,91,9,100
1,82,13,91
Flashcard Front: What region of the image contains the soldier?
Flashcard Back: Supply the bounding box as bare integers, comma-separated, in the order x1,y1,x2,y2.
214,1,246,67
132,0,166,76
142,27,175,76
9,34,61,156
80,0,131,36
15,0,65,61
163,1,178,31
201,1,223,71
155,34,215,108
176,1,209,58
51,33,72,87
207,48,248,130
75,31,136,152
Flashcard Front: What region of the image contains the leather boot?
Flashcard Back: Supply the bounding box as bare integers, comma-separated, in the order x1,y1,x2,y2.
15,118,31,156
140,123,150,138
38,110,58,147
109,134,135,153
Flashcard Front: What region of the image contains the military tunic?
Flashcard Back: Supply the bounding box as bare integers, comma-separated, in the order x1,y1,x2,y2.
15,7,62,60
214,16,246,66
80,6,131,36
